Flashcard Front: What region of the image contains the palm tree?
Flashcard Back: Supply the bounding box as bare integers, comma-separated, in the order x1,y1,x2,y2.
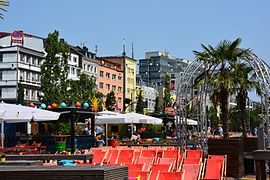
193,38,252,138
231,63,261,138
0,0,9,20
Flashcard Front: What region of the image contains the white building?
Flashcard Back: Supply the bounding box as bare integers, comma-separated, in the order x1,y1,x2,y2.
0,31,98,104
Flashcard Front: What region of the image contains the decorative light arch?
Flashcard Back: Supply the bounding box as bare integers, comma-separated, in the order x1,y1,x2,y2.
176,53,270,149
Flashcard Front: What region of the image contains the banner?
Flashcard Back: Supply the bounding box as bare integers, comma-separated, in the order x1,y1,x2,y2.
11,31,24,46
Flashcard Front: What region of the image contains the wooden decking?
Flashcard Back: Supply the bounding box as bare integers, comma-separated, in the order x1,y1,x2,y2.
0,166,128,180
6,154,93,163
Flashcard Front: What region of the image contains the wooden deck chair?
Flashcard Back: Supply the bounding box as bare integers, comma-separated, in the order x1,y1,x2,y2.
126,163,145,172
141,149,157,158
134,149,142,160
182,158,201,165
106,149,120,165
208,155,227,177
119,149,134,158
92,150,107,165
148,164,172,180
181,164,202,180
136,157,155,172
117,156,134,164
157,171,184,180
186,150,203,159
129,171,148,180
201,159,224,180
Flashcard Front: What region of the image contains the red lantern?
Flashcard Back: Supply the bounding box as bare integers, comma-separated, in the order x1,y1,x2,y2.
29,103,35,108
75,102,81,108
51,103,58,108
47,105,52,109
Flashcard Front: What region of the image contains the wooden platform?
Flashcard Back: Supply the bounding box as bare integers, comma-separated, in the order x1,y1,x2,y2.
6,154,93,163
0,166,128,180
253,150,270,180
0,160,43,166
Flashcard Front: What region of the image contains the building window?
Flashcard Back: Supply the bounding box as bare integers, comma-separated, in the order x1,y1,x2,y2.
73,57,77,63
118,97,122,103
99,82,104,89
106,72,110,79
20,54,24,62
112,74,116,80
112,85,116,92
0,71,2,80
118,87,122,93
0,54,3,62
25,89,29,98
0,88,2,98
94,67,97,73
26,72,30,81
37,58,40,66
106,84,110,90
31,90,35,100
100,71,104,77
26,55,30,64
118,76,122,82
32,73,36,82
71,67,75,74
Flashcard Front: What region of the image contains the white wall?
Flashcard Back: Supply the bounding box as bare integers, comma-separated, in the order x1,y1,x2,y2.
1,87,16,99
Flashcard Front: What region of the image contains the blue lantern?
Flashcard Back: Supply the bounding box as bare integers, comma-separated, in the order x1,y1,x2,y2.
18,104,22,106
60,102,67,108
40,103,46,109
83,103,89,109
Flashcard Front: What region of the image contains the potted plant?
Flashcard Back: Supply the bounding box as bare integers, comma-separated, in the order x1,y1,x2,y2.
1,153,6,162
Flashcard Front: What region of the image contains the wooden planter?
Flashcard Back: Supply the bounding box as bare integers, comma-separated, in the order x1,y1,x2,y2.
208,138,244,178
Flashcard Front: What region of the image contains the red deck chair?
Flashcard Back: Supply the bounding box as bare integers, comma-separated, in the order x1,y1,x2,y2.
126,163,145,172
182,158,201,165
148,164,172,180
157,171,184,180
201,159,224,180
106,149,120,165
119,149,134,158
92,150,107,165
208,155,227,177
186,150,203,159
163,149,181,170
128,171,148,180
136,157,155,172
141,149,157,158
134,149,142,160
117,157,134,164
181,164,201,180
157,157,175,166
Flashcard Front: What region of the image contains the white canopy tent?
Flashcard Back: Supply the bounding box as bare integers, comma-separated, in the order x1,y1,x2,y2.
0,102,60,148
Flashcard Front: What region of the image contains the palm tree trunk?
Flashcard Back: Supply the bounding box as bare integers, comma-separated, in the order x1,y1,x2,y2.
220,88,229,139
239,90,247,138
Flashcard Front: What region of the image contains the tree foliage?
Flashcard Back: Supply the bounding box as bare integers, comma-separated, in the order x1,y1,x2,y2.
136,89,145,114
105,91,116,111
0,0,9,20
163,74,171,107
40,30,69,104
154,96,160,115
67,73,97,104
17,82,24,105
193,38,253,138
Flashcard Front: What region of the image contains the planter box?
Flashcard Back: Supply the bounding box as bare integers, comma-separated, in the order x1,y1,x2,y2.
208,138,244,178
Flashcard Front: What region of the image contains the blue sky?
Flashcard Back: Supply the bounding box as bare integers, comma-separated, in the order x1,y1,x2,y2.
1,0,270,63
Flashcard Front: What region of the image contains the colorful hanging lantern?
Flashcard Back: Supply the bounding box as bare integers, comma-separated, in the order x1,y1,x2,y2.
40,103,46,109
91,97,99,112
83,102,89,109
51,103,58,108
75,102,81,108
60,102,67,108
29,103,35,108
47,105,52,109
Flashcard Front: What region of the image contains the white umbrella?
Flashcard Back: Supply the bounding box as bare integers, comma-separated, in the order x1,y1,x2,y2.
97,110,121,116
125,112,163,125
0,102,60,148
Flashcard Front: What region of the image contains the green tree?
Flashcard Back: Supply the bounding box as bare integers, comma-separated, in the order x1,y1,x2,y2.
163,74,171,108
67,73,97,104
105,91,116,111
0,0,9,20
193,38,252,138
231,63,261,138
40,30,69,104
17,82,24,105
154,96,160,115
136,89,145,114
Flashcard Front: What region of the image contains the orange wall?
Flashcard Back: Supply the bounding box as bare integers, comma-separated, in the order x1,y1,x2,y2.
97,59,124,111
